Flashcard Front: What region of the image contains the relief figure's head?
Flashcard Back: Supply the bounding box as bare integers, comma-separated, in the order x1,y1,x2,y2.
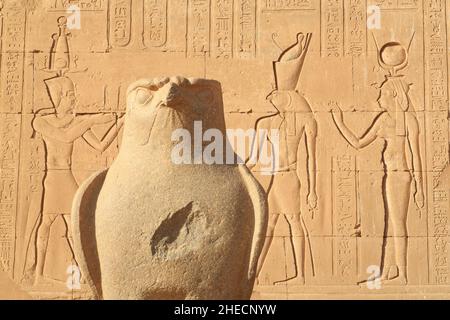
267,89,312,113
377,76,411,113
58,89,76,115
266,90,291,112
45,76,76,116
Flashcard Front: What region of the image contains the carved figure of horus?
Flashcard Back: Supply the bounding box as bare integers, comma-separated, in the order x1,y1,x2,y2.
72,77,268,300
249,32,318,285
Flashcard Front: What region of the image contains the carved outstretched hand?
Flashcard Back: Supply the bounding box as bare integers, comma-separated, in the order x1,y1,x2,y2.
307,192,318,209
329,101,343,123
297,32,305,45
414,190,425,209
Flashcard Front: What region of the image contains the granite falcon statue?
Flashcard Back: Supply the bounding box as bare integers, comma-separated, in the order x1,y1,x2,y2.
71,76,268,300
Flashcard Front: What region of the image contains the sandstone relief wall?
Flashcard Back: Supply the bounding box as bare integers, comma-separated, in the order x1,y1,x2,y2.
0,0,448,299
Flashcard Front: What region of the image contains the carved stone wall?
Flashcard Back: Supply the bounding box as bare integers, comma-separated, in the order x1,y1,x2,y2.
0,0,448,299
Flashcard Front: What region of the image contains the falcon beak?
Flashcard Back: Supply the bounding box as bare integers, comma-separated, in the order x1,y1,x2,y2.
162,82,181,108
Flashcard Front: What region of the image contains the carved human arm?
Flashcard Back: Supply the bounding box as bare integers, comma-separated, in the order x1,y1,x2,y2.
245,116,272,170
50,115,76,128
406,113,425,209
304,116,318,209
83,116,125,153
331,104,381,150
33,116,95,143
245,129,258,170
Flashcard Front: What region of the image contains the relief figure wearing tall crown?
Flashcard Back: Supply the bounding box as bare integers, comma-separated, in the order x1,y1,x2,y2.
26,17,124,285
247,33,318,285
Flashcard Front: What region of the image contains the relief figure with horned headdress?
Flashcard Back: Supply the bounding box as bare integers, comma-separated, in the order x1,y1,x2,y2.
330,34,425,285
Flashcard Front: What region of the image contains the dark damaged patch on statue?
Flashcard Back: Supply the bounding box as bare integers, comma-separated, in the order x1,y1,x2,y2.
150,201,209,259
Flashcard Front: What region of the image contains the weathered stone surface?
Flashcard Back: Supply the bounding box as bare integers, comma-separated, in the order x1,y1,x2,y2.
0,0,449,300
0,269,31,300
72,77,268,300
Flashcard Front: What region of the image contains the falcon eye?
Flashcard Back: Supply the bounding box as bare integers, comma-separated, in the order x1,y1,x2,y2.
134,88,153,106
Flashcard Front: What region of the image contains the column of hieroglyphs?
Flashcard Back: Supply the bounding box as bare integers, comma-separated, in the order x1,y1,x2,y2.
144,0,168,48
423,0,449,285
211,0,233,59
322,0,344,58
0,0,26,278
109,0,132,48
187,0,211,57
332,155,357,283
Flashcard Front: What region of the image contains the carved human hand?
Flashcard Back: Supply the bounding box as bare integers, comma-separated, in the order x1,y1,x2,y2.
307,191,318,209
297,32,305,45
414,189,425,209
91,113,116,125
329,101,343,123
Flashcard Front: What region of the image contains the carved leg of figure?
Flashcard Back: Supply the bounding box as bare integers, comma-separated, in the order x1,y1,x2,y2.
255,213,280,285
383,172,411,285
34,214,58,285
381,216,396,280
63,214,87,285
276,214,305,285
381,245,396,280
63,214,75,259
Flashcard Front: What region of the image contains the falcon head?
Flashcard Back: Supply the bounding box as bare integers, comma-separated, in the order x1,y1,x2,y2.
123,76,223,146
